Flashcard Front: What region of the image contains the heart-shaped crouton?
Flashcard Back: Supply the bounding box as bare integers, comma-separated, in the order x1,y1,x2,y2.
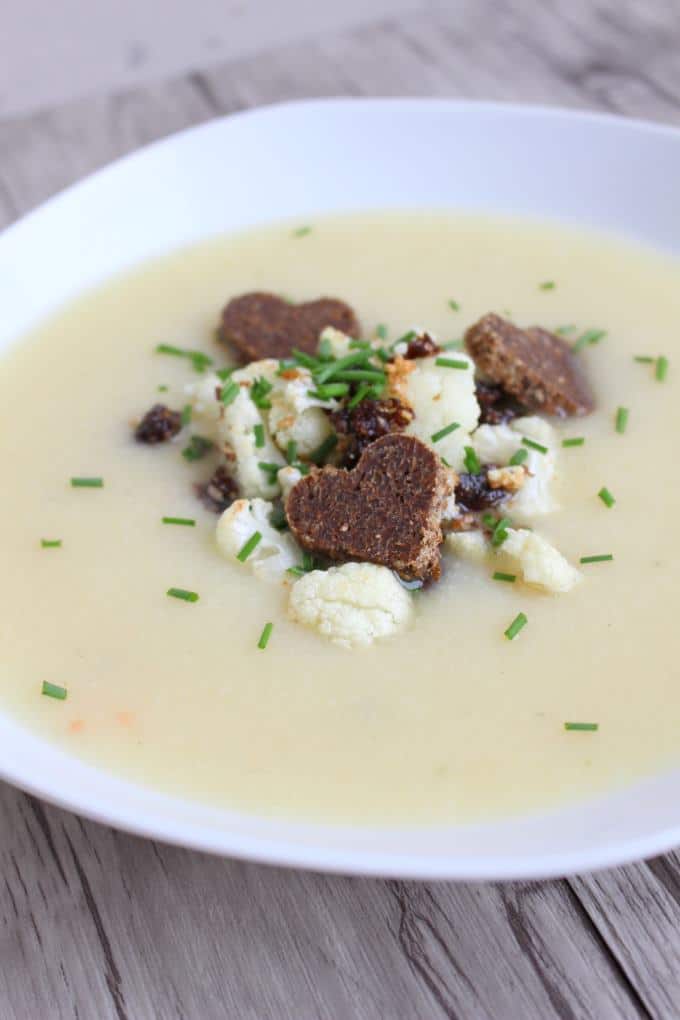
220,292,360,362
465,313,595,417
286,434,455,580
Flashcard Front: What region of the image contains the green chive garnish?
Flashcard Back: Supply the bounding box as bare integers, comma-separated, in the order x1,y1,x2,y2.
269,506,288,531
375,347,391,364
332,369,386,384
221,381,240,406
615,407,629,434
314,350,371,384
250,377,273,409
656,356,669,381
539,281,556,290
509,448,528,466
162,517,196,527
42,681,67,700
258,622,274,650
317,336,333,362
182,436,213,462
216,366,235,381
237,531,262,562
291,348,320,370
157,384,169,392
562,437,585,448
347,382,373,410
181,404,192,427
504,612,528,641
573,329,607,353
598,487,615,508
167,587,199,602
435,357,469,370
634,355,654,364
448,299,460,311
40,539,62,548
375,323,388,340
564,722,598,732
491,516,512,548
309,433,339,465
258,462,281,483
254,424,265,448
286,439,298,464
155,344,214,371
580,554,613,564
431,422,460,444
308,383,350,400
292,225,312,238
522,437,549,454
464,446,482,474
493,571,516,583
70,477,103,488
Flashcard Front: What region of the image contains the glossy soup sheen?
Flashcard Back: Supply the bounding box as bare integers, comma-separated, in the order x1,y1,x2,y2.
0,212,678,826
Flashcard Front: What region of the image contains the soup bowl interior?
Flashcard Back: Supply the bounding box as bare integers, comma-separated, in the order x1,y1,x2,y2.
1,98,679,879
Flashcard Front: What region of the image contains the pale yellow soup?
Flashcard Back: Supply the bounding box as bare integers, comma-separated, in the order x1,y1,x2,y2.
1,212,678,826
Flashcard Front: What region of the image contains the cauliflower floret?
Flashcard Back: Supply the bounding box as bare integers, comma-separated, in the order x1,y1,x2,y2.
320,326,353,359
217,388,283,499
216,498,300,581
267,367,335,458
278,465,303,501
402,353,480,470
183,373,223,426
471,415,557,523
500,528,581,594
446,530,489,563
288,562,413,647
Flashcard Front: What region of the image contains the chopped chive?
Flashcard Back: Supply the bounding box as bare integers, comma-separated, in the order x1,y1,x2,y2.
656,356,669,381
302,551,315,572
155,343,214,370
332,369,386,383
41,681,67,700
539,280,556,290
291,348,320,370
216,366,235,381
308,383,350,400
391,330,416,351
441,456,452,468
277,358,297,374
509,448,528,466
598,487,616,508
309,433,338,465
162,516,196,527
562,437,585,448
448,299,460,311
522,437,549,454
250,377,274,410
269,506,288,531
634,355,654,364
182,436,213,462
349,339,373,351
573,329,607,353
258,462,281,483
237,531,262,562
615,407,629,434
40,539,62,548
70,477,103,488
317,336,333,362
347,382,373,410
286,439,298,464
254,424,265,449
564,722,598,732
430,422,460,444
287,566,306,577
257,622,274,650
580,554,613,564
493,571,516,583
504,612,528,641
463,446,482,474
491,516,512,548
481,511,497,529
167,587,199,602
435,357,469,370
375,323,388,340
292,225,312,238
181,404,192,427
157,384,169,392
220,381,240,406
314,350,371,383
190,352,214,374
375,347,391,364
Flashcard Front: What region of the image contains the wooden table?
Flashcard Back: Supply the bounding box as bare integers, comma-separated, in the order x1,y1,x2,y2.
2,3,680,1016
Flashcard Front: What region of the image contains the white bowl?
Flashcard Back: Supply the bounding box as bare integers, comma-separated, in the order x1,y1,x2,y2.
1,99,679,880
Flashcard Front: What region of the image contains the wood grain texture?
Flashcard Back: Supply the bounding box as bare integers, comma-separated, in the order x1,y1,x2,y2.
1,2,680,1017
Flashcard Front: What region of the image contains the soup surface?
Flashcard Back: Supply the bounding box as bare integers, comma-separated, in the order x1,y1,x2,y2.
1,212,678,825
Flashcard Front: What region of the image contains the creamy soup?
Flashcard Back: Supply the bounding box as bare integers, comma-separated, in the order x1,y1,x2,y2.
1,212,678,826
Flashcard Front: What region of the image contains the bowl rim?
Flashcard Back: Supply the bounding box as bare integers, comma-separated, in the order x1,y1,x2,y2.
2,96,680,880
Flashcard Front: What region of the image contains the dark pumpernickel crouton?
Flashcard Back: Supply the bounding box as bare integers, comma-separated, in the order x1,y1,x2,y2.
402,333,441,359
134,404,182,444
465,313,595,417
330,397,413,468
196,465,238,513
286,433,455,581
455,468,512,513
475,380,526,425
220,292,360,362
